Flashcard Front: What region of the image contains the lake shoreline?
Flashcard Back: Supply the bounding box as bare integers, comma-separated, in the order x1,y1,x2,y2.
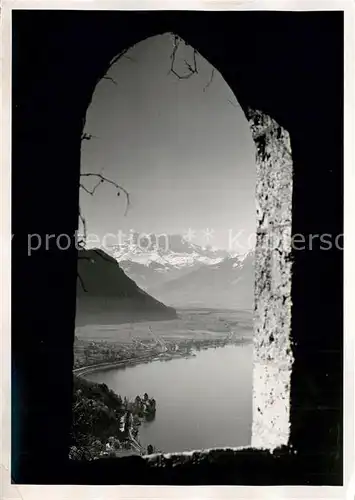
73,338,253,377
84,343,254,453
74,348,199,377
73,354,168,377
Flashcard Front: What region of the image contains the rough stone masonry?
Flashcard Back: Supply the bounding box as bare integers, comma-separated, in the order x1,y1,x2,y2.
246,108,294,449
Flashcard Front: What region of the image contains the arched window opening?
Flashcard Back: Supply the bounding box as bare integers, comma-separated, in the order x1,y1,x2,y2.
72,33,293,459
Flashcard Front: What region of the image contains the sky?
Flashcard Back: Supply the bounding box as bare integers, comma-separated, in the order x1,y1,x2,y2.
80,33,256,252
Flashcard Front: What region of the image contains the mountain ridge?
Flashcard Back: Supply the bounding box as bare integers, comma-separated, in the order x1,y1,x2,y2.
76,248,177,326
105,233,255,310
150,251,255,310
111,232,231,270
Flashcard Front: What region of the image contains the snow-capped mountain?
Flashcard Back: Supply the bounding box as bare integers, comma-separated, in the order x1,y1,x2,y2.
112,233,229,270
109,233,235,291
106,233,255,310
150,250,255,311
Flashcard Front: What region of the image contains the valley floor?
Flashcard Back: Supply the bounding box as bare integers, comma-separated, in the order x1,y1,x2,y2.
74,308,253,372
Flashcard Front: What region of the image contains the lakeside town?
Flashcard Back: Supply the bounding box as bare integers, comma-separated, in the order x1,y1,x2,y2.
68,29,257,460
71,318,253,459
73,327,248,374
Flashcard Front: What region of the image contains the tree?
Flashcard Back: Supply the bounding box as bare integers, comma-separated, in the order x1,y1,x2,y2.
124,412,131,433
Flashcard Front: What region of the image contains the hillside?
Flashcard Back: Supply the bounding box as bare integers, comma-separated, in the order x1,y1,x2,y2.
118,259,199,291
70,375,156,459
76,248,177,326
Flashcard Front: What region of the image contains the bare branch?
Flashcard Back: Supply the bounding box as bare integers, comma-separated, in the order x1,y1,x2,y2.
108,47,130,69
78,205,87,244
81,50,134,142
81,132,98,141
183,50,197,74
77,272,87,292
79,182,94,196
203,68,215,92
169,34,180,65
169,35,198,80
102,76,117,85
80,173,130,216
170,66,196,80
122,54,136,62
193,49,197,70
78,48,133,262
99,47,135,88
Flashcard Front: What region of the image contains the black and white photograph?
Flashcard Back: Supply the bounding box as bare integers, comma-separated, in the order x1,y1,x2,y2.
73,33,256,458
2,2,353,494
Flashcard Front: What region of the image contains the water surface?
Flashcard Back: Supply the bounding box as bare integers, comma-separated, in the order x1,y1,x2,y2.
85,343,253,453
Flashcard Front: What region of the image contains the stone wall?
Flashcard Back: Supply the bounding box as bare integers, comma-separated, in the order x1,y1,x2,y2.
246,109,294,449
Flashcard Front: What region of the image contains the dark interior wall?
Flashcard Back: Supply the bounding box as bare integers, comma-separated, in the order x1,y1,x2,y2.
11,11,343,484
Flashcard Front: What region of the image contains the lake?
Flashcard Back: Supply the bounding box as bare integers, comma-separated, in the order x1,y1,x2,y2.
84,342,253,453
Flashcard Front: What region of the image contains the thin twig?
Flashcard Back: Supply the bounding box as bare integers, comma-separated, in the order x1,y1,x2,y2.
78,205,87,244
108,48,130,69
203,68,215,92
183,49,198,74
122,54,136,62
103,76,117,85
169,35,198,80
80,173,130,216
79,182,95,196
99,47,134,88
77,272,88,292
81,133,98,141
169,35,180,65
78,48,133,263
